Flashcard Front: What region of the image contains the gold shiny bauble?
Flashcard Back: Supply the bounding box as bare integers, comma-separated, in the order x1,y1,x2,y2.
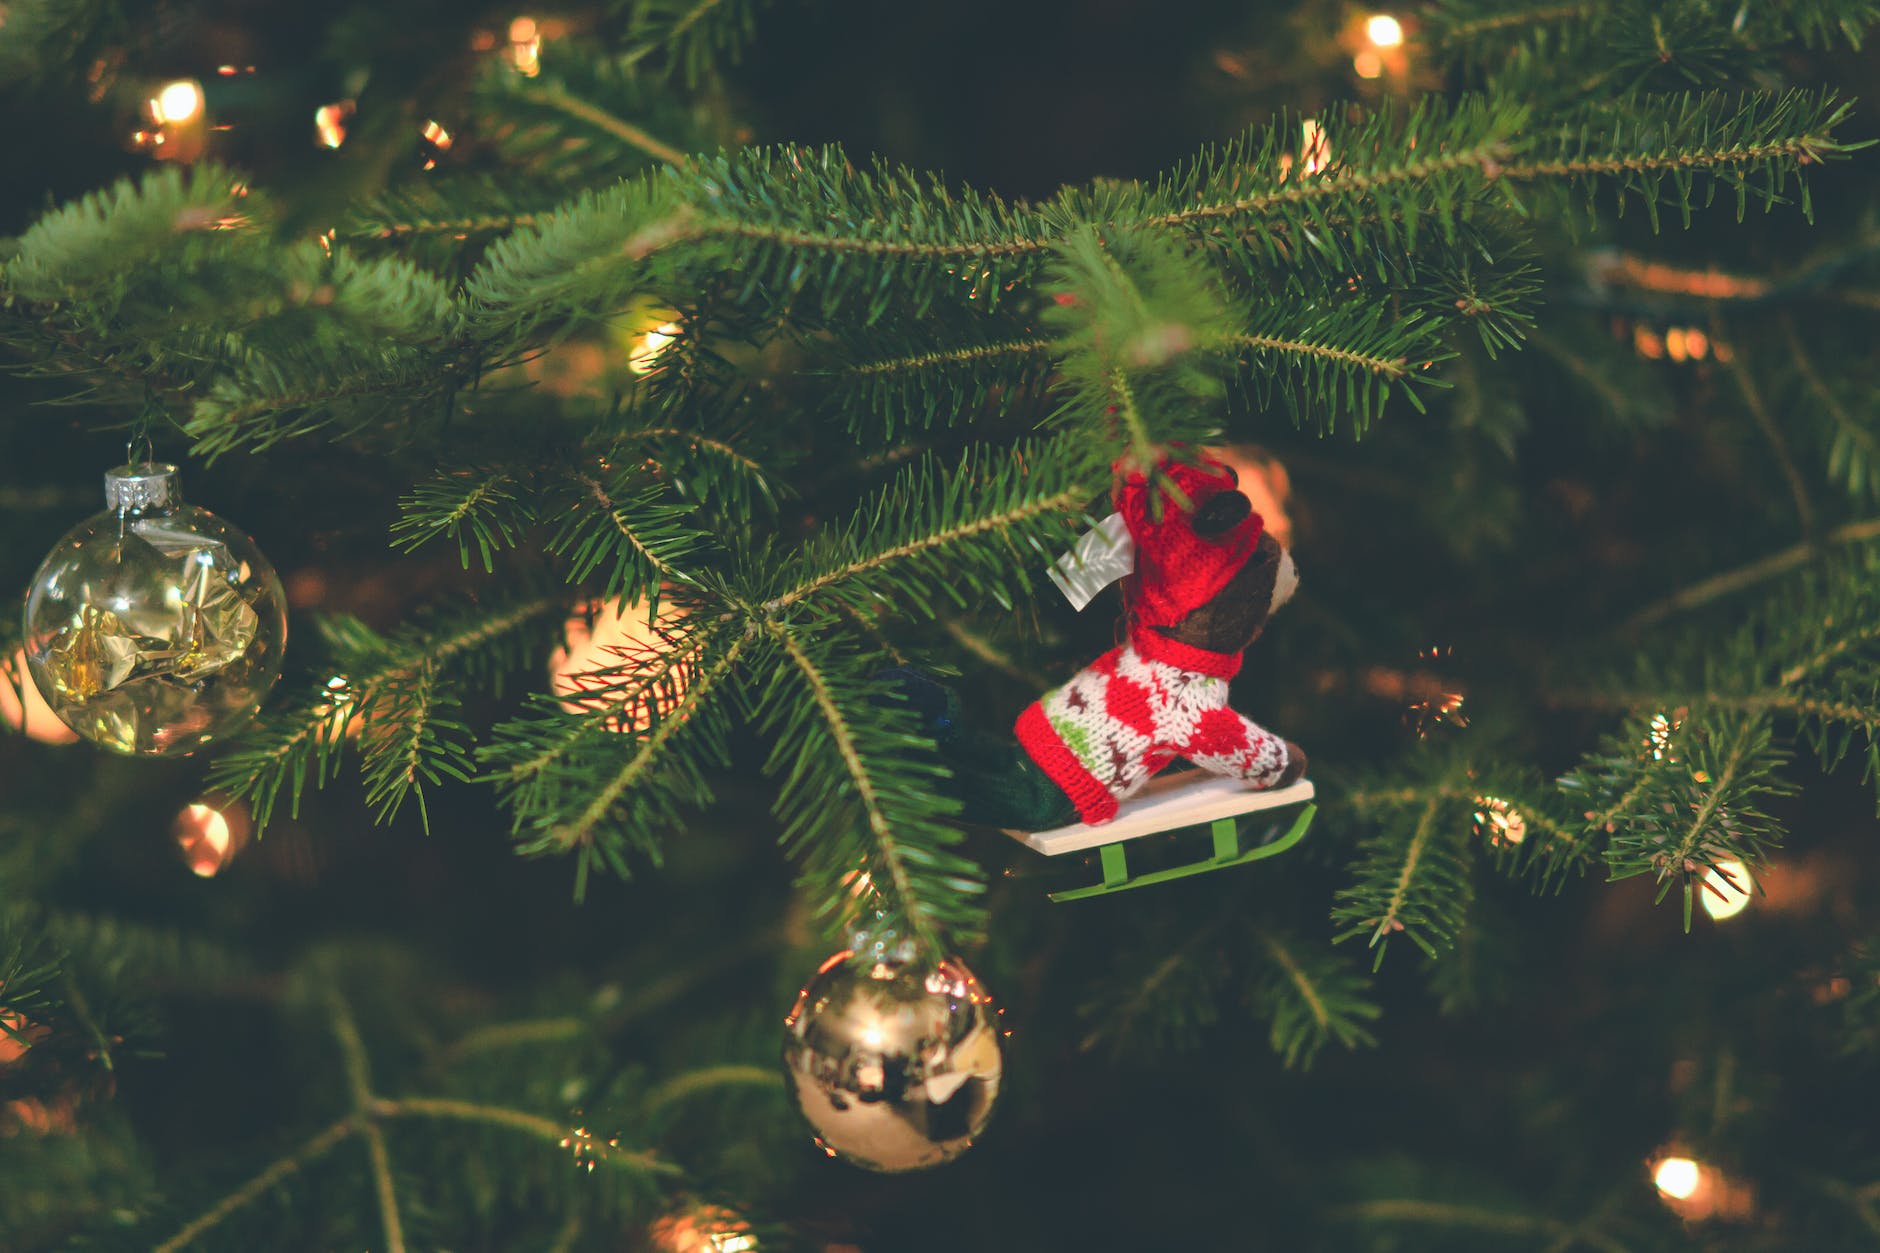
21,464,286,756
781,950,1002,1172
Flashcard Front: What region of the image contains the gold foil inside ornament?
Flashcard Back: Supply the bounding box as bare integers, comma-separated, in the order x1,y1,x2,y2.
24,490,287,757
42,605,143,700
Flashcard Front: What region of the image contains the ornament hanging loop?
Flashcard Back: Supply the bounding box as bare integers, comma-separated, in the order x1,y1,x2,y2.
113,397,177,518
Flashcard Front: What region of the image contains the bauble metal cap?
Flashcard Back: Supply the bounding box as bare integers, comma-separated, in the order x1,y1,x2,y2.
104,462,181,512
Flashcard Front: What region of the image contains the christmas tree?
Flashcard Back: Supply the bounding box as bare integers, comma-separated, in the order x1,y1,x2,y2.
4,0,1880,1247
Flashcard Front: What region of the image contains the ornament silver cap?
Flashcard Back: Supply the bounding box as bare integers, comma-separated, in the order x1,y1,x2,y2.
104,462,182,512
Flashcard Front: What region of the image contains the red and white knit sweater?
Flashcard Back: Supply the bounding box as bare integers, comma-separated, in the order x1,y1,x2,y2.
1014,626,1290,825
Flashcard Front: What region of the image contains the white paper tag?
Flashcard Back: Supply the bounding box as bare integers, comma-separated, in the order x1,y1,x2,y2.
1047,512,1134,611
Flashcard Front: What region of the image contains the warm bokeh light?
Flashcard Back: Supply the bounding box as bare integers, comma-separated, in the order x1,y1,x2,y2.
173,800,251,878
1472,795,1528,848
154,80,204,124
1654,1156,1703,1200
136,79,209,162
1353,49,1384,78
314,100,354,149
648,1205,758,1253
420,119,453,170
549,600,690,732
508,15,543,76
628,320,684,375
0,1004,46,1067
1701,859,1753,920
1365,14,1405,47
1651,1151,1755,1220
1275,120,1332,181
1206,444,1294,546
1,651,78,744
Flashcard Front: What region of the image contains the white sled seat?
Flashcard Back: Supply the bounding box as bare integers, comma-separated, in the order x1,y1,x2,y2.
1005,775,1316,857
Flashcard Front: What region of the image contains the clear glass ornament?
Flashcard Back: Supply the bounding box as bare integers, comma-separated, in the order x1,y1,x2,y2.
781,951,1002,1172
21,463,286,756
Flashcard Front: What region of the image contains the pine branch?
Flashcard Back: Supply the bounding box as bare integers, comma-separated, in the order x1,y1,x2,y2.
148,1118,357,1253
1332,790,1476,969
338,177,549,249
1253,928,1382,1068
760,439,1092,619
754,623,983,954
392,468,536,572
616,0,773,86
549,466,711,608
480,622,742,899
475,41,704,178
4,164,261,306
1559,707,1792,927
1498,90,1863,230
208,596,565,832
1429,0,1880,89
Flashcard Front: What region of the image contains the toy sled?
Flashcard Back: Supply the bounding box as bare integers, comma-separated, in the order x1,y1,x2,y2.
1003,773,1317,902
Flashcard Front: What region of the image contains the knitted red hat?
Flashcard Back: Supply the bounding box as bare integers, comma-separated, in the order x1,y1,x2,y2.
1115,451,1264,630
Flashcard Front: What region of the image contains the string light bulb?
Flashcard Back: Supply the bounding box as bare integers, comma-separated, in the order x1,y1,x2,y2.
1365,14,1405,48
135,79,209,162
1654,1156,1703,1200
548,600,691,732
174,800,251,878
648,1204,758,1253
314,100,354,150
153,80,204,124
1651,1150,1755,1220
508,16,543,76
628,320,683,375
1701,859,1753,921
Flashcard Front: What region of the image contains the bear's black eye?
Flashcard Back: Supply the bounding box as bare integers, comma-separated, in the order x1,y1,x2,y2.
1193,491,1252,536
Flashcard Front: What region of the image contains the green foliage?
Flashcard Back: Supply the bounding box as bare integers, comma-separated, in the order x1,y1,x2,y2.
480,613,738,898
753,625,982,953
475,40,713,180
1333,778,1477,969
207,596,565,833
1253,928,1382,1068
6,0,1880,1244
615,0,774,87
1430,0,1880,98
392,467,536,572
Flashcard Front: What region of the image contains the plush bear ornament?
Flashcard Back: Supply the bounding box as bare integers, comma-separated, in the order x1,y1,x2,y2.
900,449,1306,834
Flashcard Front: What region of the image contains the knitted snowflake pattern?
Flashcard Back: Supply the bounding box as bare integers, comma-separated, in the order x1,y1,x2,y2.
1014,627,1289,825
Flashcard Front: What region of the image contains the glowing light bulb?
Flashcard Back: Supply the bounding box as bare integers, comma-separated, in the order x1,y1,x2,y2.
1654,1156,1703,1200
508,15,543,76
1299,119,1331,177
314,100,354,150
548,600,691,732
628,321,683,375
173,800,250,878
649,1206,760,1253
1701,859,1753,920
1366,14,1405,47
1472,795,1528,848
154,80,204,124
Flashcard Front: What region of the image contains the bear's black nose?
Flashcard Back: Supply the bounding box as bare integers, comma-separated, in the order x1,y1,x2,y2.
1192,490,1252,536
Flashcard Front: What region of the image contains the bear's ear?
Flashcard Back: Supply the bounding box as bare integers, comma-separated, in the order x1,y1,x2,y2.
1272,546,1299,611
1192,489,1252,536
